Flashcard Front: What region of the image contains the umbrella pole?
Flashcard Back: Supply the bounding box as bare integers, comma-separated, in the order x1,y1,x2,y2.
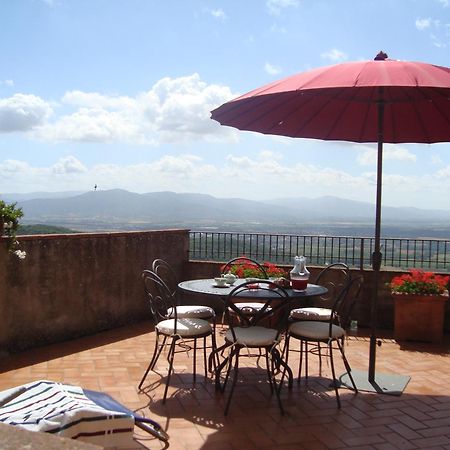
369,108,384,381
340,95,410,394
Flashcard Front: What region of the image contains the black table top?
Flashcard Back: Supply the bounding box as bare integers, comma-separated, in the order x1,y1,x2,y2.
178,278,328,299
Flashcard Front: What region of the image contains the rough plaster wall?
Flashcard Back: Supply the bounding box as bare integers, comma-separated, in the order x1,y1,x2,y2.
0,230,189,354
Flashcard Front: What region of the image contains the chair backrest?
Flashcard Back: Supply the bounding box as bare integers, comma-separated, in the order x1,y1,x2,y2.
224,280,291,341
313,263,351,308
332,275,364,330
221,257,268,279
141,269,177,324
151,259,178,296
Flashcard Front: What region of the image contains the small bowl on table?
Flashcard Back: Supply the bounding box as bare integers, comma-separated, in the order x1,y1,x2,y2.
214,277,228,287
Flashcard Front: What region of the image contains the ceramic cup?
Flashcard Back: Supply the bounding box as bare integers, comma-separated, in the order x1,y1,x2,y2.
214,277,228,287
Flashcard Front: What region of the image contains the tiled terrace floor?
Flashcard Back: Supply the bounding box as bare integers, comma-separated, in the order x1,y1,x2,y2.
1,322,450,450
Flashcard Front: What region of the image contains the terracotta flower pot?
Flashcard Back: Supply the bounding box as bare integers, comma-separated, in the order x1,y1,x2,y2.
393,292,449,343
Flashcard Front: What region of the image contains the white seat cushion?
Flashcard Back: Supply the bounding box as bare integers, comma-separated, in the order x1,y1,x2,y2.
169,305,215,319
156,318,211,337
230,302,272,315
289,320,345,340
290,307,332,321
225,326,280,346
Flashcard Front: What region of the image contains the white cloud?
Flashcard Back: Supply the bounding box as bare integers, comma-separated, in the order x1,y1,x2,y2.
436,165,450,178
62,91,135,109
209,8,227,20
259,150,283,161
320,48,348,62
266,0,299,15
52,156,87,174
264,62,282,75
415,17,431,30
438,0,449,7
0,79,14,87
36,107,144,143
0,94,53,132
356,144,417,166
431,33,447,48
30,74,238,145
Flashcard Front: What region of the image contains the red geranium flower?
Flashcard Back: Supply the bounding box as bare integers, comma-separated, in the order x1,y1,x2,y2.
388,270,450,295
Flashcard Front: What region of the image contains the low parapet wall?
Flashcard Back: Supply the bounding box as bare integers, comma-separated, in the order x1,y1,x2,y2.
0,230,190,355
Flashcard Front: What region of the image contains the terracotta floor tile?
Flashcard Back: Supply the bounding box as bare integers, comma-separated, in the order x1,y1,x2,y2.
1,321,450,449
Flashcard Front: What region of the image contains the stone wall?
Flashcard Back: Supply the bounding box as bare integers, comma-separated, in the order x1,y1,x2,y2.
0,230,190,354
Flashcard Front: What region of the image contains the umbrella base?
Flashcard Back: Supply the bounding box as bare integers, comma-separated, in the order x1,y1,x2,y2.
338,369,410,395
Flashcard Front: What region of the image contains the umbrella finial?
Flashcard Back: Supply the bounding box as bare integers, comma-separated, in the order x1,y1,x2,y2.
374,51,388,61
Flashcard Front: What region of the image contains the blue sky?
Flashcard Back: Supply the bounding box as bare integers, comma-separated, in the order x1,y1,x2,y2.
1,0,450,209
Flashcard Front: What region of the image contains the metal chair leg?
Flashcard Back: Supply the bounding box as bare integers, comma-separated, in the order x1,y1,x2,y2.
224,348,240,416
139,333,166,390
162,338,177,403
203,336,208,378
328,341,341,409
337,339,358,392
193,337,197,383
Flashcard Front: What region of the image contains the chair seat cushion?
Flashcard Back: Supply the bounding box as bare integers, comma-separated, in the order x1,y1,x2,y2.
169,305,215,319
156,318,211,337
290,307,332,321
289,320,345,340
225,326,280,346
229,302,272,315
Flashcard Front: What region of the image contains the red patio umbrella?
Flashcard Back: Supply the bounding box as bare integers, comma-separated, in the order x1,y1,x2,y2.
211,52,450,393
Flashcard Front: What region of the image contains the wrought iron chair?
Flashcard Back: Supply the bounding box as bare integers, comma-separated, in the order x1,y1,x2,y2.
285,276,361,408
221,257,271,320
212,280,293,415
152,258,216,324
288,263,352,372
138,270,214,403
289,263,351,322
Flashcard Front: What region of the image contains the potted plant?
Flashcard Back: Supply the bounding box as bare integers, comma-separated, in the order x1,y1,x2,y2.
388,269,450,343
0,199,26,259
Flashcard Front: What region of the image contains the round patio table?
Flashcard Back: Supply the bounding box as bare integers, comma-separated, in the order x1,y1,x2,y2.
178,278,328,305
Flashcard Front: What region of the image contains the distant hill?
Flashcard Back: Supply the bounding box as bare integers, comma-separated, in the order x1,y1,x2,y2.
4,189,450,236
1,191,86,202
264,196,450,222
18,224,80,235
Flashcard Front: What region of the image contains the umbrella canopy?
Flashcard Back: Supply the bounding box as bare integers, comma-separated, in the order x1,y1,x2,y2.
212,55,450,144
211,52,450,390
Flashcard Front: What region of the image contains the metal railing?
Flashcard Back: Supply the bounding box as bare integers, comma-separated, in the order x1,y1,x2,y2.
189,231,450,272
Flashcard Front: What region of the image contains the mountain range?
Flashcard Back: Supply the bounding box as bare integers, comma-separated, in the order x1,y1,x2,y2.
2,189,450,237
